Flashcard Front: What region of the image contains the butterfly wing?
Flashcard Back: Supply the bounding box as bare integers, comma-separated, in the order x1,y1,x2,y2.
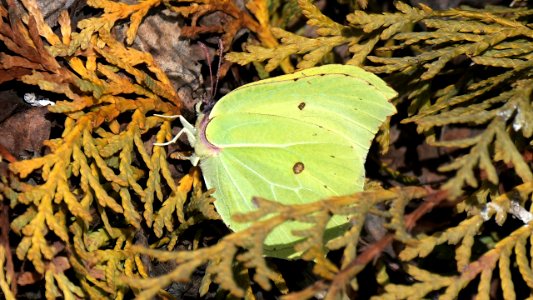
196,64,397,258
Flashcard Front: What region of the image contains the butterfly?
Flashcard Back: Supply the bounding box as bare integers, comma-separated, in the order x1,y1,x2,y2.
156,64,397,258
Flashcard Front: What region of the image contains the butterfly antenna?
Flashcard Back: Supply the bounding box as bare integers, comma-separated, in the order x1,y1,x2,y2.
199,42,214,102
212,39,224,100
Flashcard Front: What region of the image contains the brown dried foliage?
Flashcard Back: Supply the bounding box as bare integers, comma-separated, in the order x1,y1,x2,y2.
0,0,532,300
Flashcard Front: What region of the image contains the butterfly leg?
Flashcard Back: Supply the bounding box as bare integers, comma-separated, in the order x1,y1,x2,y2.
153,127,189,146
153,114,197,146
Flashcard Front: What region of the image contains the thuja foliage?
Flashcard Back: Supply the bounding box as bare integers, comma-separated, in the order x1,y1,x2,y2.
0,0,532,299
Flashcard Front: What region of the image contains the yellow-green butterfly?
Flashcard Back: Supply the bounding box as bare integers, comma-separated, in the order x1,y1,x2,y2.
156,64,397,258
